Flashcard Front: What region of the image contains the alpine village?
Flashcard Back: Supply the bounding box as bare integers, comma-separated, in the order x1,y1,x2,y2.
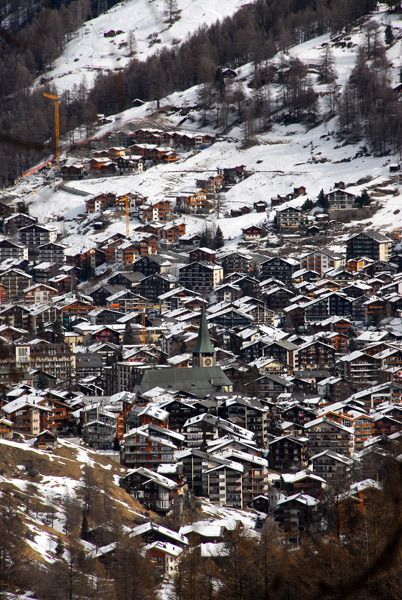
1,0,402,598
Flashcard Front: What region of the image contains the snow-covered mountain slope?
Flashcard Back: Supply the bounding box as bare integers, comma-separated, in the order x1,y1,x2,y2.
17,8,402,260
0,437,145,564
40,0,245,94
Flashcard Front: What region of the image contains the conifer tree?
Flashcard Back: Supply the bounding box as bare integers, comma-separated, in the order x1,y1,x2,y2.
55,537,64,557
80,509,89,541
317,188,328,210
215,225,224,249
385,24,394,46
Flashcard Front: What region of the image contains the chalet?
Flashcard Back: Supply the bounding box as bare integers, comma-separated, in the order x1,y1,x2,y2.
218,165,247,186
3,213,37,233
120,467,180,513
0,418,13,440
259,257,300,285
182,413,253,449
208,306,254,329
23,283,58,305
88,158,116,175
346,231,392,262
195,173,223,195
326,189,356,210
144,541,183,577
280,471,325,499
136,273,175,302
275,493,319,543
179,262,224,292
85,193,116,213
0,269,32,301
218,396,269,447
106,271,145,289
149,147,179,163
175,187,211,214
161,221,186,244
116,155,145,173
275,206,305,231
0,239,28,262
133,255,171,277
60,160,85,179
140,199,173,222
88,307,126,325
38,242,66,264
132,128,163,145
304,293,353,323
254,201,267,213
18,224,57,247
262,286,295,312
130,521,188,548
204,461,244,508
309,450,353,481
115,241,140,266
300,249,345,276
372,414,402,437
264,340,299,371
253,373,294,398
297,340,336,370
129,143,158,159
34,430,58,450
268,435,308,471
304,417,353,457
337,351,379,386
188,247,216,263
1,395,50,435
242,225,264,240
215,283,243,304
221,252,253,274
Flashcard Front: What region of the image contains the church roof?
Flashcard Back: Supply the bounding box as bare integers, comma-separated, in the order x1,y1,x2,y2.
139,366,232,397
192,307,215,355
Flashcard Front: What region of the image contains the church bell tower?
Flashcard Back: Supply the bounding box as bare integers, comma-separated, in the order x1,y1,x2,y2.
192,307,215,368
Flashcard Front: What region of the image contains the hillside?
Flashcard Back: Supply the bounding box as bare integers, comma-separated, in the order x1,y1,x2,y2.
39,0,246,94
14,7,402,259
0,437,147,564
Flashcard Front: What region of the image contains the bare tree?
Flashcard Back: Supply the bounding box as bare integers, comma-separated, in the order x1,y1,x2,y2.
318,46,337,84
127,30,137,57
163,0,179,25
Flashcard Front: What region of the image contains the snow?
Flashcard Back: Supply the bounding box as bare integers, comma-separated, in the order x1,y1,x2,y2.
9,7,401,260
38,0,246,95
25,528,57,564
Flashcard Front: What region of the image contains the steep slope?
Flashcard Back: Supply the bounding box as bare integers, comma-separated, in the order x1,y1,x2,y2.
0,438,148,565
38,0,246,94
18,8,402,260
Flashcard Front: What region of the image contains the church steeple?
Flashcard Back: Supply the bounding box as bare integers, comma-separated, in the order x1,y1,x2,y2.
192,307,215,368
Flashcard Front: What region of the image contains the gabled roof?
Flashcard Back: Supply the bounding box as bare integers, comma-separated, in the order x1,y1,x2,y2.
144,541,183,557
131,521,188,545
309,449,353,464
303,416,351,434
347,230,392,243
124,467,179,490
276,493,318,507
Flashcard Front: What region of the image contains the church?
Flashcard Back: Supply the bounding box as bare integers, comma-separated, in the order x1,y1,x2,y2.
138,309,233,397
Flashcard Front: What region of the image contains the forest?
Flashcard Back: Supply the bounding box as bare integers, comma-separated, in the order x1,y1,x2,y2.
1,0,398,187
2,447,402,599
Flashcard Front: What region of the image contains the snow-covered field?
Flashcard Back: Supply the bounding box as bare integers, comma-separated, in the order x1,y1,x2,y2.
39,0,246,94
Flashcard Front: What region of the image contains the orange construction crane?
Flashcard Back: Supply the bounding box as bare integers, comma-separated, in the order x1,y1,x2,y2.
133,303,160,346
43,93,60,169
118,195,130,238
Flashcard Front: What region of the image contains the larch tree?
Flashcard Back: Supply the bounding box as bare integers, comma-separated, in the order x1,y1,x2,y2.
163,0,179,25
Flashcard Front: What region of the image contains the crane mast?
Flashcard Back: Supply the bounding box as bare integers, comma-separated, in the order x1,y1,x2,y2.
43,93,60,169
